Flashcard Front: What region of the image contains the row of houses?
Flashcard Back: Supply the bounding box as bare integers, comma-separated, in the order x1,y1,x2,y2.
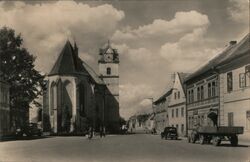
129,33,250,139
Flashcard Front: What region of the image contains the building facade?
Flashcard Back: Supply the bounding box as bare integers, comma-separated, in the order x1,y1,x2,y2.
153,89,172,134
43,40,120,134
185,71,220,131
218,34,250,138
168,72,188,137
0,75,10,137
185,33,250,138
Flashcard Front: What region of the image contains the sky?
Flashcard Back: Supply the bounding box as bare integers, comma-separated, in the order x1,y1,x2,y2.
0,0,249,119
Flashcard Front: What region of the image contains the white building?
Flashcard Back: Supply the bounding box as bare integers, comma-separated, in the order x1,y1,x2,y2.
218,34,250,139
168,72,189,137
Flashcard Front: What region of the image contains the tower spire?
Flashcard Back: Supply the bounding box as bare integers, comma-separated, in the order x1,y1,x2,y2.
73,37,78,57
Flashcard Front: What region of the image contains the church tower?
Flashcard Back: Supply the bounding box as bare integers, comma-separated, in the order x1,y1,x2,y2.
98,41,119,102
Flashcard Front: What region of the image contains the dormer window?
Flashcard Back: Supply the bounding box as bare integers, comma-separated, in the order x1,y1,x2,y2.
107,67,111,75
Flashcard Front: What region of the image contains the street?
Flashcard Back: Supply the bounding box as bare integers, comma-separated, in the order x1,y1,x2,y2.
0,134,249,162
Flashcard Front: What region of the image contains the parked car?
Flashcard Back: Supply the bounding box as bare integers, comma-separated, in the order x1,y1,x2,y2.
161,127,178,140
16,123,42,137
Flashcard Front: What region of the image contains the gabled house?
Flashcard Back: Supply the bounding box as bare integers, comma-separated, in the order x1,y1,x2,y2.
168,72,189,137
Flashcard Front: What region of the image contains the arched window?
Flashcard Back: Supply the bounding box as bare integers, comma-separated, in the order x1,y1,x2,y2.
78,83,85,116
107,67,111,75
50,82,56,115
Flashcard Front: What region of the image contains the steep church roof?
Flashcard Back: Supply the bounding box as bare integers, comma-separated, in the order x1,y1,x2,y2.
49,41,76,75
49,40,105,85
49,40,89,76
81,61,105,85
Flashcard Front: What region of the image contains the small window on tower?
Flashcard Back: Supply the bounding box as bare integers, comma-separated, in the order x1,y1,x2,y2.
107,67,111,75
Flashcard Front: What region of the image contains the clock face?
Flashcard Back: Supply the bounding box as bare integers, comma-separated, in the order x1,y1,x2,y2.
105,54,113,62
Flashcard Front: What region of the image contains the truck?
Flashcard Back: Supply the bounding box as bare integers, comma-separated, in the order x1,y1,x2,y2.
188,126,244,146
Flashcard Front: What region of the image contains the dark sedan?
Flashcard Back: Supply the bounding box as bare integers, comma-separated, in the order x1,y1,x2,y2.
161,127,178,140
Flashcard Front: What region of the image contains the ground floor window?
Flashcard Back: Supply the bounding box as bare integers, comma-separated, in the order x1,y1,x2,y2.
181,124,184,133
228,112,234,126
247,110,250,130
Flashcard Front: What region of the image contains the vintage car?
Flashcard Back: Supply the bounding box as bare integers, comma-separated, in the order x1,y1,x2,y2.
16,123,42,137
161,127,178,140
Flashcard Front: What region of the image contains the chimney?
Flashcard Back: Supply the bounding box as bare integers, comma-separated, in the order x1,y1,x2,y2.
229,41,237,46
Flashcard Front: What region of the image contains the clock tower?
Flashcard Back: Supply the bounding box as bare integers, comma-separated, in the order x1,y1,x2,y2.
98,41,119,101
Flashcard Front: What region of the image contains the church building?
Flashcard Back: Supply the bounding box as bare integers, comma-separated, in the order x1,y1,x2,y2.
43,40,120,135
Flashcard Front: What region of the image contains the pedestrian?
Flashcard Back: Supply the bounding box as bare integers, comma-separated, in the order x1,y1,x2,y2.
100,126,103,138
88,126,93,139
103,126,106,137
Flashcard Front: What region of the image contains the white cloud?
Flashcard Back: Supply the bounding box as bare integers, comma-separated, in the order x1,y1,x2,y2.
160,28,222,72
112,10,209,45
0,1,124,72
119,83,155,118
228,0,249,24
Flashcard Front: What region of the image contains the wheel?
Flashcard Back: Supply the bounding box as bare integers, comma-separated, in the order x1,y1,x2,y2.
200,135,205,145
230,135,238,146
212,136,221,146
191,132,196,143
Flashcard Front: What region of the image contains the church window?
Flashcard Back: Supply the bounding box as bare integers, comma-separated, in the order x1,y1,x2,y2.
107,67,111,75
79,83,85,116
50,82,56,115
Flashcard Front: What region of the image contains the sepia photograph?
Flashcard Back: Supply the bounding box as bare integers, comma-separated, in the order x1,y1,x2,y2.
0,0,249,162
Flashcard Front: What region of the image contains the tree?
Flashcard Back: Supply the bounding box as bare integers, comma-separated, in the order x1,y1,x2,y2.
0,27,45,126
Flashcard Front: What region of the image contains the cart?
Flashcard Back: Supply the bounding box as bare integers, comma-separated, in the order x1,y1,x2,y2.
188,126,244,146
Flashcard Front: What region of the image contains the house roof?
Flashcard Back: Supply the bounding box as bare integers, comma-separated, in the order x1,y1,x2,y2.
185,33,250,82
178,72,189,86
178,72,190,94
153,89,173,105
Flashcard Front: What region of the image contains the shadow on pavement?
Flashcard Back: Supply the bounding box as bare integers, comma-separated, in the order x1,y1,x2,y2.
218,144,249,148
0,136,53,142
